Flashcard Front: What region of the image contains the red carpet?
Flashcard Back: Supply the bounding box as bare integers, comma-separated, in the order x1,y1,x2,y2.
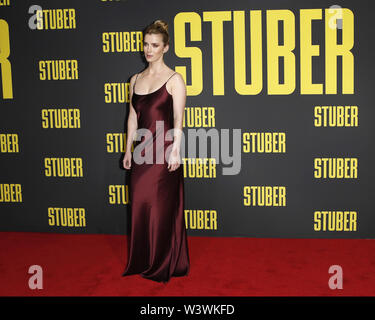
0,232,374,296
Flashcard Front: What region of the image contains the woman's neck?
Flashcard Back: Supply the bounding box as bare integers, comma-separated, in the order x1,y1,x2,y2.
146,60,166,75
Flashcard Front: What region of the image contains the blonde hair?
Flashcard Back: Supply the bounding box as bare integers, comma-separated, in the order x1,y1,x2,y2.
144,19,169,46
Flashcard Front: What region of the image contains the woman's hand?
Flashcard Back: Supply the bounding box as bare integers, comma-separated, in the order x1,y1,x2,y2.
123,151,132,170
167,149,181,172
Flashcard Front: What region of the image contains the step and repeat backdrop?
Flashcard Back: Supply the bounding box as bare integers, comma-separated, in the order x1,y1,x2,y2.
1,0,374,238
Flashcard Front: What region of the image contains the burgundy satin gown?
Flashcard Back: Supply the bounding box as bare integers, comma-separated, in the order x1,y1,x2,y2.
122,72,190,283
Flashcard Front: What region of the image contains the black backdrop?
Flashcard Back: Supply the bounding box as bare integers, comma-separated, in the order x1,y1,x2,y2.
1,0,374,238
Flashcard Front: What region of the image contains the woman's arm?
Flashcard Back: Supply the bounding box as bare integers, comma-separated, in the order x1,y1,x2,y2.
170,73,186,153
125,74,138,153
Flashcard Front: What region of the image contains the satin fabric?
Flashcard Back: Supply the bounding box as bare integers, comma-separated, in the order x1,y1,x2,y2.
122,73,190,283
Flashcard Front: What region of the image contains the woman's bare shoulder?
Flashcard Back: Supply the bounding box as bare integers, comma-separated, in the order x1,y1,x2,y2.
129,72,143,90
168,71,186,96
130,72,140,83
170,71,185,87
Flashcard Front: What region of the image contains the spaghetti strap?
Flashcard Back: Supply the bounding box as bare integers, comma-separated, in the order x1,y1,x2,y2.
165,72,177,84
133,73,139,92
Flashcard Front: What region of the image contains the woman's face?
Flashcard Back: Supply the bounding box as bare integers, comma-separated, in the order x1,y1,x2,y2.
143,33,168,61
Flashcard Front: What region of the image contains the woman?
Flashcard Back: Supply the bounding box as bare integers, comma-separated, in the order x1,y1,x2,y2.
121,20,190,283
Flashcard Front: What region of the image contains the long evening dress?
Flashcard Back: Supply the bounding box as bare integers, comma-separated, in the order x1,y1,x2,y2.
122,72,190,283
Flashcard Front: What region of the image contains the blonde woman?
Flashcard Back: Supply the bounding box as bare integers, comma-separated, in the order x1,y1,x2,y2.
122,20,190,283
